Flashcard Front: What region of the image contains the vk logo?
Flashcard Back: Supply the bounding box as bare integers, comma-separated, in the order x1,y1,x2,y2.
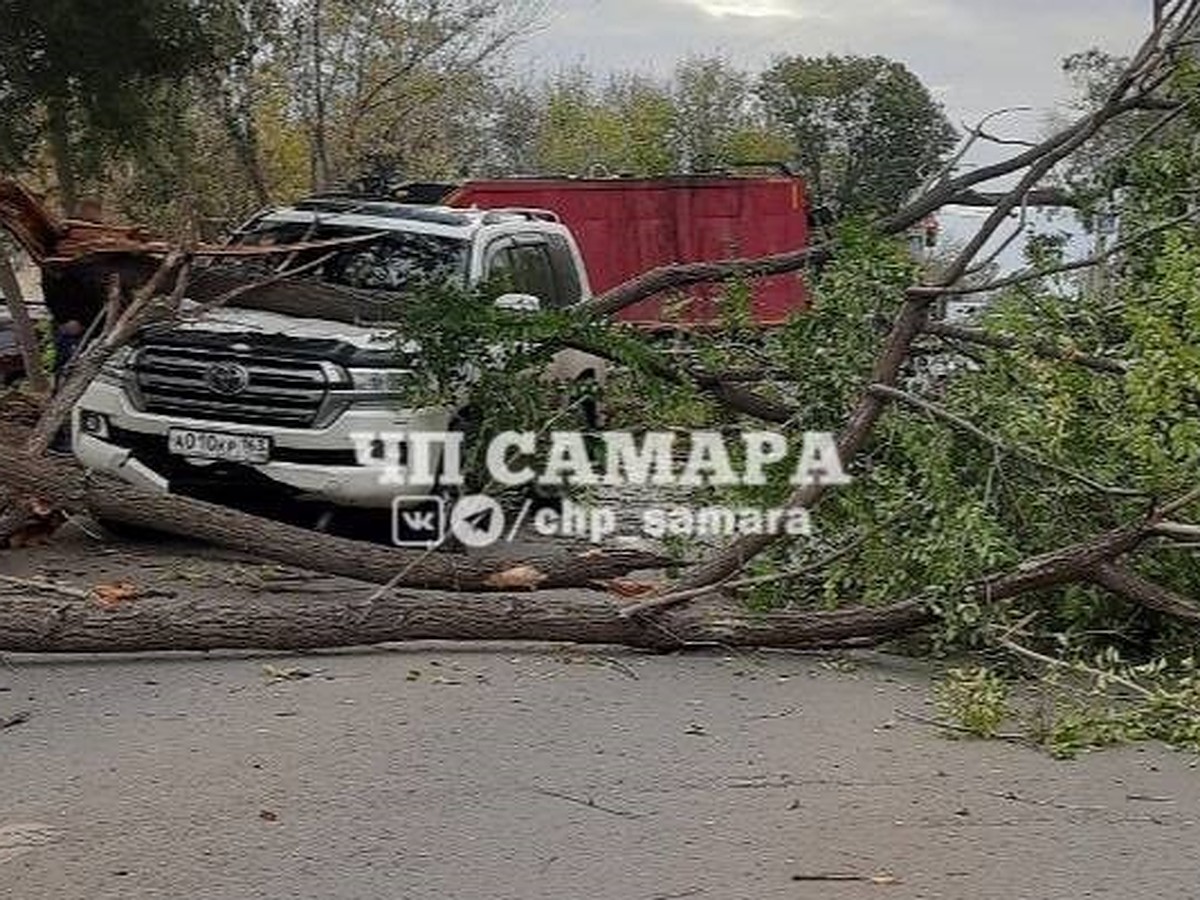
391,496,448,548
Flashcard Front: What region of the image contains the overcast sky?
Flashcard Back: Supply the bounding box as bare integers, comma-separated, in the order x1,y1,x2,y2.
519,1,1155,260
521,0,1152,139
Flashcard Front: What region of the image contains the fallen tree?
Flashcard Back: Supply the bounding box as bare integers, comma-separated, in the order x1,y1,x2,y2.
1,3,1199,674
0,444,669,591
0,579,928,653
1,499,1195,653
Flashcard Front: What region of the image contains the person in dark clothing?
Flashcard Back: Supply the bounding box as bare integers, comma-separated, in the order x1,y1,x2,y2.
42,262,105,375
43,197,107,376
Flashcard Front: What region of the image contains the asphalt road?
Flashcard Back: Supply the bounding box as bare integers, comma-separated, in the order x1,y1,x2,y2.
3,642,1200,900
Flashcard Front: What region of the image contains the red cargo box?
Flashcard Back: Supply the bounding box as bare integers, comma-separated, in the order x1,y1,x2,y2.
446,176,809,328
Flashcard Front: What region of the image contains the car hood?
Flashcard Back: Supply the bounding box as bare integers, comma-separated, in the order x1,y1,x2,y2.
174,302,403,352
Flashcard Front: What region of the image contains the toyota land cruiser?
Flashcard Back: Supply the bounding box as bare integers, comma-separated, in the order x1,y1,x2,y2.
71,197,604,521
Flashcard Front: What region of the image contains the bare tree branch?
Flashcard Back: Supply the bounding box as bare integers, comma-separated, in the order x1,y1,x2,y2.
947,187,1078,208
917,210,1197,298
923,322,1128,376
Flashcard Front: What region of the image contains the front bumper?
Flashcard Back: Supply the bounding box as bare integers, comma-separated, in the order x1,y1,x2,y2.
73,380,454,509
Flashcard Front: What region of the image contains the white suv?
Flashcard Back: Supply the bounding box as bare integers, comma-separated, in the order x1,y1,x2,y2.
72,197,603,515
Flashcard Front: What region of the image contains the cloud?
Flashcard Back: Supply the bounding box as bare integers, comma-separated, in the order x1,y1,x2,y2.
521,0,1152,129
675,0,809,19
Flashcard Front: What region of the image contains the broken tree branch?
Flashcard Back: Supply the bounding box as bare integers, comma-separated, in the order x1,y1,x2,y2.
652,11,1198,602
0,579,935,654
582,244,832,319
947,187,1078,209
22,252,192,457
618,532,868,618
6,504,1196,654
0,254,50,395
995,631,1155,699
559,336,797,425
920,210,1197,298
923,322,1128,376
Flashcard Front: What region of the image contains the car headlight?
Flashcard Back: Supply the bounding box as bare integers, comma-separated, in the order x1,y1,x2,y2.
347,368,410,394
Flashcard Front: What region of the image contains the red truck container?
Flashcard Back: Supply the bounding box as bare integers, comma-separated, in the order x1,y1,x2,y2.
445,176,809,328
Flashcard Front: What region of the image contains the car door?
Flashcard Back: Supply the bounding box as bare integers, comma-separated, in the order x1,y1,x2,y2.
482,232,607,388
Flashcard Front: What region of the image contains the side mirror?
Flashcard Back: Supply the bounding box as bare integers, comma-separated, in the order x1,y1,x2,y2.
493,292,541,313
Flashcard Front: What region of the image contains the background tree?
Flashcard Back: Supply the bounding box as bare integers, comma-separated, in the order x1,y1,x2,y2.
527,69,676,176
286,0,544,191
669,56,756,172
206,0,283,207
758,54,957,217
486,80,543,174
0,0,219,214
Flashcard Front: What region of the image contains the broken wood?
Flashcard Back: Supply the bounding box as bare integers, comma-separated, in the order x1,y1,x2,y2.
923,322,1127,376
1,7,1197,663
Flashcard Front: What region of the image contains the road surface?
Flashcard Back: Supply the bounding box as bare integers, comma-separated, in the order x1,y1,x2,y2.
1,538,1199,899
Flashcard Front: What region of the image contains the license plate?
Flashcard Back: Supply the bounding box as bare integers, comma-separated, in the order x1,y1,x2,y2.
167,429,271,464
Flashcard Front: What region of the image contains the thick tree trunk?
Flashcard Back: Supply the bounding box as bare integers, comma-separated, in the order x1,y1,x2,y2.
309,0,331,193
0,581,931,654
2,497,1188,654
1092,563,1200,622
0,446,669,591
220,107,271,208
46,98,77,216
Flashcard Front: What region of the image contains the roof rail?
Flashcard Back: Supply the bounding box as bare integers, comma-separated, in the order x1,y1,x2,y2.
479,207,561,224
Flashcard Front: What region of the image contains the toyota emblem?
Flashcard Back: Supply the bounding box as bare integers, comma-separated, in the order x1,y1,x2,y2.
205,361,251,396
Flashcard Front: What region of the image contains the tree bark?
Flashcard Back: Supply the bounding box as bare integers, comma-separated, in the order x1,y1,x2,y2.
219,104,271,208
0,446,669,591
947,187,1078,208
0,581,933,654
309,0,331,193
1092,564,1200,623
582,244,833,319
46,97,77,216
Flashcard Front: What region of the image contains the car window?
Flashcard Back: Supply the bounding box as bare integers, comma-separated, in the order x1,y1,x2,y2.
234,222,469,293
483,243,516,291
546,234,583,307
507,243,559,307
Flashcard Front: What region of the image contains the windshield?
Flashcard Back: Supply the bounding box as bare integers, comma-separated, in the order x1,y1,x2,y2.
233,220,470,292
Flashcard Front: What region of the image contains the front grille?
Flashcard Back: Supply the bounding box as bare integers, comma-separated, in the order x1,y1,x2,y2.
132,345,333,428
